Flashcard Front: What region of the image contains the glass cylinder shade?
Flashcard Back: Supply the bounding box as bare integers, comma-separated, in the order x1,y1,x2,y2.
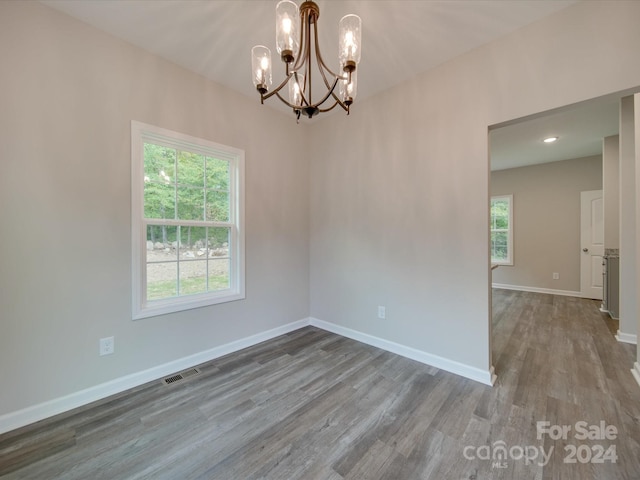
338,14,361,70
251,45,272,93
276,0,299,63
339,71,357,104
288,74,304,107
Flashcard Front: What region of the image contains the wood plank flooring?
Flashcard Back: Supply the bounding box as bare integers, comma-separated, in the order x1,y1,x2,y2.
1,290,639,479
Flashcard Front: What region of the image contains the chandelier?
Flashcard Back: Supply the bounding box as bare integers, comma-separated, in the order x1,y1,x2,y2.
251,0,362,120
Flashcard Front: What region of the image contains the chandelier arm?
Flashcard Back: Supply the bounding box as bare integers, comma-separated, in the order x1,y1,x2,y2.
274,91,303,110
293,71,310,107
307,25,313,104
305,76,341,110
325,79,350,113
317,100,341,113
313,19,347,81
291,8,310,73
314,32,334,92
328,89,349,111
277,89,346,116
261,72,294,102
287,74,341,112
335,99,350,113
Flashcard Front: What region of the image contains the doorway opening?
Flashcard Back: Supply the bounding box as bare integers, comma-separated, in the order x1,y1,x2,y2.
487,88,639,377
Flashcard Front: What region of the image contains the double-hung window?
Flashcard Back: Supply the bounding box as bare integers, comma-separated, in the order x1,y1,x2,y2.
131,121,245,319
490,194,513,265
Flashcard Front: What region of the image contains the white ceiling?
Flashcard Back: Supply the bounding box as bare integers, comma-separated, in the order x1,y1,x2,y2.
42,0,622,169
490,97,621,171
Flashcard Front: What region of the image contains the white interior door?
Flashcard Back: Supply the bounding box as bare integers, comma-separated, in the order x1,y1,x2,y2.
580,190,604,299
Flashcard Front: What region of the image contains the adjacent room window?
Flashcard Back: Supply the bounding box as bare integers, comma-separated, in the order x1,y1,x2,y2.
490,194,513,265
131,121,245,319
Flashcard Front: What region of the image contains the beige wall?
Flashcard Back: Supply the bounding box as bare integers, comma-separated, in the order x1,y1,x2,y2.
0,2,310,419
309,1,640,372
620,96,638,339
635,94,640,368
3,0,640,428
603,135,620,249
491,157,603,292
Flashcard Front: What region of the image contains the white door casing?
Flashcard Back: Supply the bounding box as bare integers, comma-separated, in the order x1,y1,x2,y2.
581,190,604,300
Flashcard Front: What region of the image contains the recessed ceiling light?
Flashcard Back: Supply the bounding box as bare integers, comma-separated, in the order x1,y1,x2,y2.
543,136,559,143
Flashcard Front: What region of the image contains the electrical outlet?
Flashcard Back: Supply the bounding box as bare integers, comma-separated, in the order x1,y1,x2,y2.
378,306,386,319
99,336,114,356
553,272,559,280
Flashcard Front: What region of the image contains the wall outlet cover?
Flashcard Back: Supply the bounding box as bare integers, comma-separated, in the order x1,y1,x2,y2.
99,337,114,356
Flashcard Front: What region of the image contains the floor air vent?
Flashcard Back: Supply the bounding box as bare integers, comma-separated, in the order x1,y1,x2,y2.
162,367,201,385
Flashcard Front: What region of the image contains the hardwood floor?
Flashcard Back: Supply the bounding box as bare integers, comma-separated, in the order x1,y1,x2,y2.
1,290,639,479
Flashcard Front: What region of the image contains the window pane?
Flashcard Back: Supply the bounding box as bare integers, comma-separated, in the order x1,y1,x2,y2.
491,198,508,210
177,186,204,220
206,190,230,222
177,151,205,187
209,226,230,291
491,231,507,246
490,196,511,263
146,225,178,252
206,157,229,190
147,262,177,300
179,260,207,296
492,250,507,262
179,226,207,252
491,231,508,261
146,225,179,301
494,215,509,229
144,144,176,183
178,226,198,251
144,144,176,220
144,182,175,219
208,227,230,251
208,258,230,291
177,226,207,296
491,200,509,227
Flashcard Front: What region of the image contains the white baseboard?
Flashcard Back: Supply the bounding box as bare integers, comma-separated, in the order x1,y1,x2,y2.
1,316,497,435
309,317,496,386
492,283,583,297
616,330,638,345
0,318,309,435
632,363,640,389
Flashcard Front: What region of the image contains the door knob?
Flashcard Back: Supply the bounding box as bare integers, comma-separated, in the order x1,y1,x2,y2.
583,248,589,252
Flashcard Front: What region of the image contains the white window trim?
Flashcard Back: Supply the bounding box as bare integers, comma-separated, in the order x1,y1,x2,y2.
491,194,513,266
131,121,245,320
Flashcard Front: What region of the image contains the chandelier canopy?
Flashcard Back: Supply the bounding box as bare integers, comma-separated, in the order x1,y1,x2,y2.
251,0,362,120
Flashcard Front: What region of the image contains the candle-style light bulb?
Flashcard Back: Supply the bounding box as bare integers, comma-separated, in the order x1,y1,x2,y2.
289,74,305,107
283,17,292,35
339,71,357,105
251,45,272,94
276,0,299,63
338,14,361,73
